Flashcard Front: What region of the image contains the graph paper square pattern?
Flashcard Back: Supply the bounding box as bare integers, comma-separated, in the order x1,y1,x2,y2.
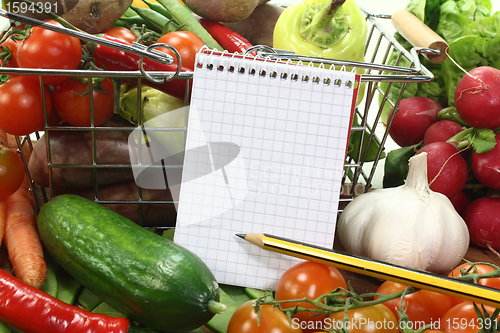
173,51,359,290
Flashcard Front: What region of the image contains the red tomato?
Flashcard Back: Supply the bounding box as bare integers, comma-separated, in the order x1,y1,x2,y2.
0,24,25,70
447,263,500,306
375,281,454,329
155,31,206,71
53,78,115,127
0,76,52,135
0,147,25,200
43,108,63,128
104,27,137,44
227,300,303,333
16,20,82,85
40,84,63,128
327,304,399,333
0,36,20,69
275,261,348,333
441,302,499,333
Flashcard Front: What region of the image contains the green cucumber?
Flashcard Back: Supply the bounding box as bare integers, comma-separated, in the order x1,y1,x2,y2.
37,194,224,332
205,287,244,333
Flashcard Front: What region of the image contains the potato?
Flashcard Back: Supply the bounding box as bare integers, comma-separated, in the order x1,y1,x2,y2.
4,0,132,34
223,3,285,47
29,116,135,188
62,0,133,33
54,180,177,227
183,0,270,22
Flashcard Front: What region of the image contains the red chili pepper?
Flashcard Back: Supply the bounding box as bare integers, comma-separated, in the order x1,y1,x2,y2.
0,268,134,333
197,19,253,54
93,35,192,100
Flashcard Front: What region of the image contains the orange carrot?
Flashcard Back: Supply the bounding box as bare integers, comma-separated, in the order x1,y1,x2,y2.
0,200,5,247
4,175,46,288
3,134,45,288
6,134,36,211
0,130,8,247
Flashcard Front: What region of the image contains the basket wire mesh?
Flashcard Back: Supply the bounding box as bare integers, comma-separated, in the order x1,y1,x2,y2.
0,7,434,227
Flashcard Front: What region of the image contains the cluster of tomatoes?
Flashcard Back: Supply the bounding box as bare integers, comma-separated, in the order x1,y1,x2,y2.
0,21,205,202
0,21,122,135
0,20,205,137
226,261,500,333
0,21,199,215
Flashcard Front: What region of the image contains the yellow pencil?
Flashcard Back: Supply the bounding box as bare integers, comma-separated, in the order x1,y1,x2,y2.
237,233,500,308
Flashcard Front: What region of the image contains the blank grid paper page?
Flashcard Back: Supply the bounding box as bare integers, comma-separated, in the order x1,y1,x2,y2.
174,52,357,290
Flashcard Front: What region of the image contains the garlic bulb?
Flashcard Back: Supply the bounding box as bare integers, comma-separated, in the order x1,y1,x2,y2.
337,152,470,274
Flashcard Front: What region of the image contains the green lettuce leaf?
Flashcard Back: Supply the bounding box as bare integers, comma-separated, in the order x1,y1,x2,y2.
406,0,427,21
380,0,498,125
470,11,500,37
436,1,473,42
441,32,500,106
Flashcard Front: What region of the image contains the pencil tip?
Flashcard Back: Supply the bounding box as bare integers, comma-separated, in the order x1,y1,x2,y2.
235,233,246,239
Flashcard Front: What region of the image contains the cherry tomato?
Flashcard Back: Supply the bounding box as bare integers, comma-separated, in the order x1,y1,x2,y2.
0,25,26,68
441,301,500,333
53,78,115,127
103,27,137,44
0,35,21,68
0,147,25,200
44,108,63,127
227,300,303,333
448,263,500,306
0,76,52,135
155,31,206,71
327,304,399,333
375,281,454,328
275,261,348,333
35,85,62,130
16,20,82,85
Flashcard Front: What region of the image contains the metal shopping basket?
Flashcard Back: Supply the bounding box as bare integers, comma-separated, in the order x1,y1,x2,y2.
0,6,437,228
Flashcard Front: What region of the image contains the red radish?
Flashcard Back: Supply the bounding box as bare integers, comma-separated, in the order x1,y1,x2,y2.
454,66,500,129
423,120,464,146
471,132,500,189
388,96,442,147
449,189,471,215
416,142,468,199
462,197,500,250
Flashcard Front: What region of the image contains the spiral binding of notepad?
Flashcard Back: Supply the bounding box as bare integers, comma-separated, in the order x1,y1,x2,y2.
197,46,359,89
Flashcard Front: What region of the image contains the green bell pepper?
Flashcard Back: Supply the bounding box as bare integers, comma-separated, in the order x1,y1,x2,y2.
273,0,367,62
274,0,375,162
273,0,367,107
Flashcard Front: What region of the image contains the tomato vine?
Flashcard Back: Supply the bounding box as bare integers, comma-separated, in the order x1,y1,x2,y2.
252,261,500,333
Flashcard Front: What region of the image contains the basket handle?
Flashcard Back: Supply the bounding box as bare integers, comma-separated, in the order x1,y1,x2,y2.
391,9,449,63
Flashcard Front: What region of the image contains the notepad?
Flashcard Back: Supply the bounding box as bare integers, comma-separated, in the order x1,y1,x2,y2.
173,50,359,290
